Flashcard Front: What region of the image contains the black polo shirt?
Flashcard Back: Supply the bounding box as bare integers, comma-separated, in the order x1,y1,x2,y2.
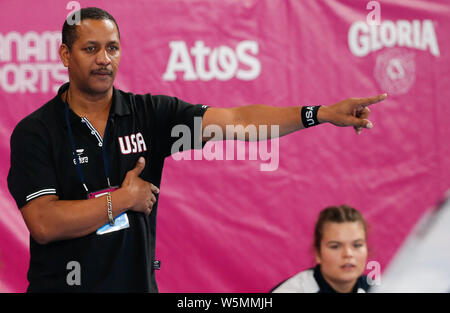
7,82,208,292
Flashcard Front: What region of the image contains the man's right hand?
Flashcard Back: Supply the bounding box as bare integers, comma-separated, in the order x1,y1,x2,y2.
121,157,159,216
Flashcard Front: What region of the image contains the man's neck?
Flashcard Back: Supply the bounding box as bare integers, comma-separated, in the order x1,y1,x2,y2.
64,85,113,120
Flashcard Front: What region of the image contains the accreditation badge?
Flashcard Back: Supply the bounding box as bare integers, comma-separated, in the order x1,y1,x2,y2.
88,187,130,235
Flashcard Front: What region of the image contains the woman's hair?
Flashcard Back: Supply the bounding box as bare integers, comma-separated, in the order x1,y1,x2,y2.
314,205,367,252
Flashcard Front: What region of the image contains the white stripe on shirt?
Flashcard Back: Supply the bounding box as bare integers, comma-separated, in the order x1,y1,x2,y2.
26,189,56,201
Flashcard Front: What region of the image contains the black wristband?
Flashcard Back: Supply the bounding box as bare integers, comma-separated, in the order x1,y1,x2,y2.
301,105,321,128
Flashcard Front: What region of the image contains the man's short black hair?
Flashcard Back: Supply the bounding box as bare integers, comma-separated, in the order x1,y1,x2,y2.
62,7,120,50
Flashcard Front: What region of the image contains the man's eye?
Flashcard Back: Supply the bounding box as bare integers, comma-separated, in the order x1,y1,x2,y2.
108,46,118,51
85,47,95,52
330,245,339,249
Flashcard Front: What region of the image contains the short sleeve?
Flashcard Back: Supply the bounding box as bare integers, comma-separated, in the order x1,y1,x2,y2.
7,119,59,209
150,95,209,158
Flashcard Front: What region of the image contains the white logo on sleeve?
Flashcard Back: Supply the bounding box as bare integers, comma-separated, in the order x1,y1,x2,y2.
118,133,147,154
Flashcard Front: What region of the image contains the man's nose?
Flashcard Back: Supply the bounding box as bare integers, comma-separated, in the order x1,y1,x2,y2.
96,48,111,65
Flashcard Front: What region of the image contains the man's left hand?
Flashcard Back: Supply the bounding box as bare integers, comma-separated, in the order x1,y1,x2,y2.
318,93,387,134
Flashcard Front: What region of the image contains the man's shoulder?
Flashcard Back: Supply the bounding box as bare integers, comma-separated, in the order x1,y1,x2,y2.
114,88,188,119
116,88,178,105
115,88,154,103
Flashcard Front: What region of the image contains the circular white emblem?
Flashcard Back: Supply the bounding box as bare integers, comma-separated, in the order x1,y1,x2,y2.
374,48,416,96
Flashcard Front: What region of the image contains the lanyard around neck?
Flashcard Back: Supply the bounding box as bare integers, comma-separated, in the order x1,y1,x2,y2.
64,92,112,192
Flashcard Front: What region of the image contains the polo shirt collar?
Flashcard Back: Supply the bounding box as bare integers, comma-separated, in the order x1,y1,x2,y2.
57,82,131,126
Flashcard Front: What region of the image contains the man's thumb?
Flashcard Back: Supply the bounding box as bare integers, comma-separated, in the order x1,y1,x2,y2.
363,119,373,129
351,118,373,129
131,157,146,175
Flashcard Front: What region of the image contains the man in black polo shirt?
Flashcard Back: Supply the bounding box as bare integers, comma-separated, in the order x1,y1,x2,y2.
7,7,387,292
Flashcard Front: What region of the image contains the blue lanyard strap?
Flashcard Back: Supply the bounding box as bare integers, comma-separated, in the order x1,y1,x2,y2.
102,120,112,187
65,100,112,192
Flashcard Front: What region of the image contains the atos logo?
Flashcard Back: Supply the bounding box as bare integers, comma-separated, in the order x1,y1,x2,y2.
163,40,261,81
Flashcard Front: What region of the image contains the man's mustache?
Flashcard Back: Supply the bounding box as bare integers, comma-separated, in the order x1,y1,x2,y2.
91,69,113,75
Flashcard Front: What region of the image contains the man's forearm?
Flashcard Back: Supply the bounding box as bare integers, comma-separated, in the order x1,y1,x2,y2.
207,105,325,141
231,105,303,137
21,188,131,244
21,157,157,244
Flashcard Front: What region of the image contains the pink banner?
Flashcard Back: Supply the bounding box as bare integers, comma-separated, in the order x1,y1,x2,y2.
1,0,449,292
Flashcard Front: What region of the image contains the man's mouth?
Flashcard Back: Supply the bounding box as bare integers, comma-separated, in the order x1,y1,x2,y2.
91,70,113,76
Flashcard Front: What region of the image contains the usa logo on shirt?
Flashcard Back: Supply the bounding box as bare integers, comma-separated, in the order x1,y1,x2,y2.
118,133,147,154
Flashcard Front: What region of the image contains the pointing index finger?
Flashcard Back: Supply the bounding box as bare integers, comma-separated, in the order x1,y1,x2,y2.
357,93,388,107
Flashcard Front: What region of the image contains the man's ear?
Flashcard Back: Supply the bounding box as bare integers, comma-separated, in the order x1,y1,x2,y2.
314,248,322,264
59,44,70,68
